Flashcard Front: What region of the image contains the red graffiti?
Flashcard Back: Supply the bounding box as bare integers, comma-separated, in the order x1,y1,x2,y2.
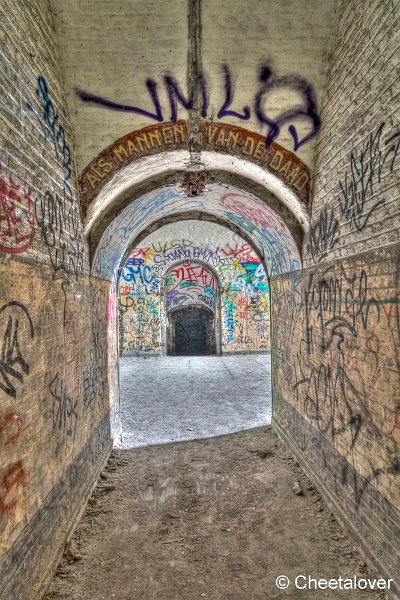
131,246,155,260
220,192,283,230
0,412,26,512
0,412,23,447
236,296,248,309
63,307,79,353
168,263,216,292
0,460,27,512
120,284,135,294
221,242,259,262
0,169,35,254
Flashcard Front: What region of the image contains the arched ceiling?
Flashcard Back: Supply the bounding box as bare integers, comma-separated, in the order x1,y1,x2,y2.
83,146,310,247
92,181,301,281
120,220,269,297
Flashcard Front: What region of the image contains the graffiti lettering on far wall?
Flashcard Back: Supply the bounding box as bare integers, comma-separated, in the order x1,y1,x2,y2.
119,235,271,353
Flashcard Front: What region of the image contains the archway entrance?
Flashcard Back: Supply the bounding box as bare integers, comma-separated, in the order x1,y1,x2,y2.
116,217,275,447
168,305,215,356
85,148,307,446
163,259,219,356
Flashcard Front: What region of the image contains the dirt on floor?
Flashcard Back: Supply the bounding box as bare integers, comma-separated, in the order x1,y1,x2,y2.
43,427,389,600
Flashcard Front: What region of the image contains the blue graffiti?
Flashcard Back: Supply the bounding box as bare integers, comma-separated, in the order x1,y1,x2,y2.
32,76,73,193
229,262,269,292
204,285,217,298
222,298,236,343
92,188,202,279
122,263,154,286
126,257,145,265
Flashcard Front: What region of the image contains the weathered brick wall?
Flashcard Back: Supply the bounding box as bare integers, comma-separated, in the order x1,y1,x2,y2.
1,0,397,596
272,0,400,593
0,2,111,598
272,245,400,590
306,0,400,264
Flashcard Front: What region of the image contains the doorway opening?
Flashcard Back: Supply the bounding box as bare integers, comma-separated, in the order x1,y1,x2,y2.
168,305,216,356
163,259,219,356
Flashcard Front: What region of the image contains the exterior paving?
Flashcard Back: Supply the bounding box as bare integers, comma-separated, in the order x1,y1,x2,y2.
118,355,272,448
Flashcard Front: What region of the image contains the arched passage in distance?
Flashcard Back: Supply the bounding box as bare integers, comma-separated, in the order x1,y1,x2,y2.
116,217,279,447
162,259,221,357
117,215,274,364
85,143,308,444
168,305,216,356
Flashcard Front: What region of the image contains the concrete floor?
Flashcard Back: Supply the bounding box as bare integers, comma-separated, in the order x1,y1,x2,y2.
118,355,272,449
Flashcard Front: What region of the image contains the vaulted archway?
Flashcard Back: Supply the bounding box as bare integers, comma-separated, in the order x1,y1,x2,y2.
88,163,304,437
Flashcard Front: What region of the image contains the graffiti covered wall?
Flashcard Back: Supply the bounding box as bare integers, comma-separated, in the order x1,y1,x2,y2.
2,0,398,598
0,3,110,599
165,261,218,311
272,0,400,591
94,182,300,282
118,221,270,354
272,246,400,589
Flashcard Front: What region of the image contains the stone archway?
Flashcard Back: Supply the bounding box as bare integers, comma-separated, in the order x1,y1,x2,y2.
162,259,220,357
82,123,309,439
80,121,311,271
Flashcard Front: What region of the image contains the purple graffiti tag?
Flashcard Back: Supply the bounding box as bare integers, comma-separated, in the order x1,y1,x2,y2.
164,74,209,121
217,64,250,120
254,64,320,150
76,78,163,122
76,63,320,152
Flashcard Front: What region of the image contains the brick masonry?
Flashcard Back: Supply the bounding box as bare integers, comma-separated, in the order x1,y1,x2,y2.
0,261,111,600
79,121,311,214
271,243,400,592
307,0,400,264
271,1,400,592
0,414,111,600
0,2,112,598
0,0,399,598
273,403,400,596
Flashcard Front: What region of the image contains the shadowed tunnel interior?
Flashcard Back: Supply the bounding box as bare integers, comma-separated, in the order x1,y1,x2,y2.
170,306,214,355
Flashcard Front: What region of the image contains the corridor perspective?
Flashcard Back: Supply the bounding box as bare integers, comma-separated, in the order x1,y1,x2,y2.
0,0,399,598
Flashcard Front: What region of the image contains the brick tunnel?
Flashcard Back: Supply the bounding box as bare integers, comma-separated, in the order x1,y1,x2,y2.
0,0,399,598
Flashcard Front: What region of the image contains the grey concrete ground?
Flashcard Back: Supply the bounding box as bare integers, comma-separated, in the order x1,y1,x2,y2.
118,355,271,448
